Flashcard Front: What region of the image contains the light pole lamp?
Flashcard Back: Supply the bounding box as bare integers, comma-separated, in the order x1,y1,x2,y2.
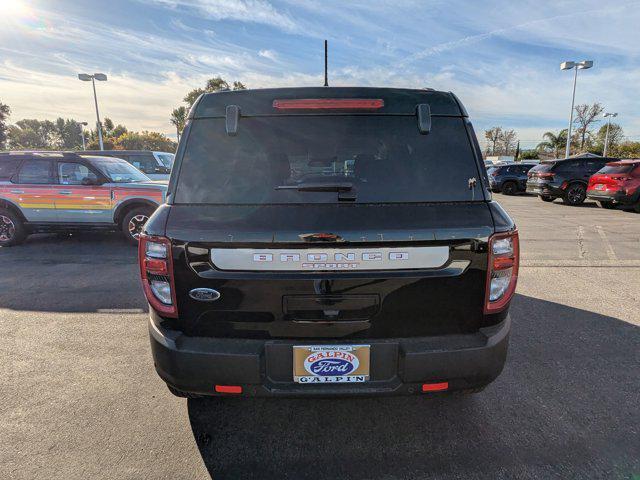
560,60,593,158
603,112,618,157
78,73,107,151
79,121,88,150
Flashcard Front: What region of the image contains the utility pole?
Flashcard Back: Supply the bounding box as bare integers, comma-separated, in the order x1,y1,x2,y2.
603,112,618,157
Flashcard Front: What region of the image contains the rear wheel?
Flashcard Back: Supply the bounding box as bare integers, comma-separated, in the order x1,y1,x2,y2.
563,183,586,205
539,195,554,202
596,201,616,209
634,201,640,213
501,181,517,196
122,207,153,245
0,208,27,247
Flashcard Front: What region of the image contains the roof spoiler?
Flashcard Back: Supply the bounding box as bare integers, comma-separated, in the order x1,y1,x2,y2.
416,104,431,134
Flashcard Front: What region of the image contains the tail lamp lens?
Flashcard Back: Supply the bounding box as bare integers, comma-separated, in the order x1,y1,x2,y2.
485,231,519,313
138,235,177,317
150,280,173,305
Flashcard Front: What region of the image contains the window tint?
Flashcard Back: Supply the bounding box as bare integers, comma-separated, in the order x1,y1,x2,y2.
128,155,158,174
586,159,607,172
176,116,481,204
16,159,54,184
555,160,581,173
58,162,93,185
598,164,633,174
0,158,22,179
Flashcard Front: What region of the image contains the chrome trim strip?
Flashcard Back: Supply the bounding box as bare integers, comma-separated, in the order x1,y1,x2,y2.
210,246,450,271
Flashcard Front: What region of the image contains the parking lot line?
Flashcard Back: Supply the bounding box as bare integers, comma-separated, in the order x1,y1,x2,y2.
595,225,618,261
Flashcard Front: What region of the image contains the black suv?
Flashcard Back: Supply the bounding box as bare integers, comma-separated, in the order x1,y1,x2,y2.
139,87,518,398
526,155,617,205
488,162,537,195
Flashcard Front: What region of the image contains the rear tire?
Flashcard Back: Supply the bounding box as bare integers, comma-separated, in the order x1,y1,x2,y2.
596,201,616,209
501,181,517,196
121,207,153,245
562,183,586,205
0,208,27,247
634,201,640,213
539,195,554,202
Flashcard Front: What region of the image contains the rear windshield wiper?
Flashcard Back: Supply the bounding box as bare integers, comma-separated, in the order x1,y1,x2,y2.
275,182,353,192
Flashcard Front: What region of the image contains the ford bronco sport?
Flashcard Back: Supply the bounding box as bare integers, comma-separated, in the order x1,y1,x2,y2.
139,87,519,398
0,151,166,246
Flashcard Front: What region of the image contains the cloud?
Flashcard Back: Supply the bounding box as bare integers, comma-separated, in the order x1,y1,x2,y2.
144,0,300,32
258,49,277,61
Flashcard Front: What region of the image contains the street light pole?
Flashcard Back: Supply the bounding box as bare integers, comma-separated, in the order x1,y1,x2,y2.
561,60,593,159
78,73,108,151
79,121,88,150
603,112,618,157
91,77,104,150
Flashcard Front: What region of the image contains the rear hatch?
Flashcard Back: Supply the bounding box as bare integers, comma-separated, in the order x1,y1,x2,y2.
165,89,494,340
588,163,635,192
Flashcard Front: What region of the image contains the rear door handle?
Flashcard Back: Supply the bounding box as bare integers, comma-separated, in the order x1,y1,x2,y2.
10,189,24,194
58,190,72,195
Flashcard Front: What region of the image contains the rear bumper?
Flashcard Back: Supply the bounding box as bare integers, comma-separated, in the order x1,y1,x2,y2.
587,190,633,204
149,314,511,397
526,181,561,197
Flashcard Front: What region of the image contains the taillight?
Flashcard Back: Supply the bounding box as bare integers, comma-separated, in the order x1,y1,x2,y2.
538,172,554,179
484,230,519,314
138,235,178,318
491,171,499,177
272,98,384,110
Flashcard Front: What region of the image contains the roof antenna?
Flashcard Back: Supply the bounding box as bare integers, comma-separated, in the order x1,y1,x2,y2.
324,39,329,87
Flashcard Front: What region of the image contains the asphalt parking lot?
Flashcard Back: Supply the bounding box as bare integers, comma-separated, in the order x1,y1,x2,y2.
2,195,639,480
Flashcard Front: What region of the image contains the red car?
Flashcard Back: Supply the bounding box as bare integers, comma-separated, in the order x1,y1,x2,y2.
587,159,640,211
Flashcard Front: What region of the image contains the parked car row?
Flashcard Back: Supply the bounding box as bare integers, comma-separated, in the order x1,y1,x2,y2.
489,154,640,212
0,151,168,246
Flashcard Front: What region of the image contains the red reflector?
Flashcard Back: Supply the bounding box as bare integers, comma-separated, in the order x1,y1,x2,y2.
493,257,514,270
272,98,384,110
215,385,242,394
422,382,449,392
144,258,168,275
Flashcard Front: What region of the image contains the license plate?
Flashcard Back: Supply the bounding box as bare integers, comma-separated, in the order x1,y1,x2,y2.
293,345,370,384
595,184,605,190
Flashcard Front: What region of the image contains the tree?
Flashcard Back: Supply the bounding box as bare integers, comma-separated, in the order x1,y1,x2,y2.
52,118,83,149
573,103,604,151
183,76,247,107
0,101,10,149
113,131,177,152
484,127,502,156
499,129,518,155
520,149,539,160
537,130,567,158
593,122,624,155
170,106,188,141
7,119,57,149
611,141,640,159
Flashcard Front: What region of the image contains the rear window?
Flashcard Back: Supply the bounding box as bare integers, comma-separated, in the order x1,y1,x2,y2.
530,163,554,173
598,164,634,174
175,116,480,204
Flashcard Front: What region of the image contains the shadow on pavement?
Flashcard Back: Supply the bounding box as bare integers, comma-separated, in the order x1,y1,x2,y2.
0,232,144,313
187,294,640,479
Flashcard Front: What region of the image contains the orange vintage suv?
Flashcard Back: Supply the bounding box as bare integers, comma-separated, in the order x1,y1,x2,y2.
0,151,167,246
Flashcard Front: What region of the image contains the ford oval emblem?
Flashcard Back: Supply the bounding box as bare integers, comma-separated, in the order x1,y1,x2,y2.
189,288,221,302
304,352,359,376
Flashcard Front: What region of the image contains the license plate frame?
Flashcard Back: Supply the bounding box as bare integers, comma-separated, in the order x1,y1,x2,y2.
292,344,370,384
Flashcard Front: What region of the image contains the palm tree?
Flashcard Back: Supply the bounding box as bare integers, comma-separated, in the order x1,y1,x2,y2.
170,106,187,142
537,130,567,158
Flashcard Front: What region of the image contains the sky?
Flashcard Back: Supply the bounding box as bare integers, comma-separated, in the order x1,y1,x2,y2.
1,0,639,148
